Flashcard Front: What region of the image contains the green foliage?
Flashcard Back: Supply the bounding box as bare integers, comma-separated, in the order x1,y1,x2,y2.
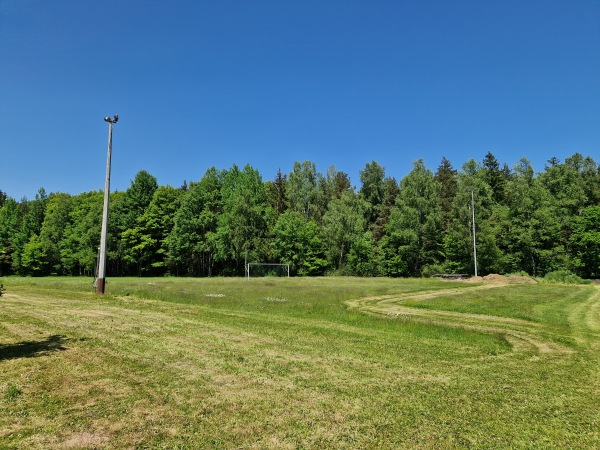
265,168,288,216
4,384,21,402
167,167,223,276
115,170,158,232
216,164,273,273
494,158,552,276
21,234,50,276
9,188,48,274
443,159,501,275
272,210,328,276
38,193,72,274
122,185,183,276
60,191,103,276
324,165,352,202
0,152,598,278
0,190,7,208
346,231,380,276
381,160,444,277
322,191,369,271
0,198,23,275
542,270,590,284
507,271,530,277
359,160,386,224
571,206,600,279
286,160,325,222
370,176,399,242
420,263,446,278
482,151,508,203
434,156,457,229
113,170,159,275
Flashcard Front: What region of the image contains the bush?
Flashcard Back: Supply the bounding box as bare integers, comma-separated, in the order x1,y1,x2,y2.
507,271,530,277
542,270,590,285
420,264,446,278
0,283,4,297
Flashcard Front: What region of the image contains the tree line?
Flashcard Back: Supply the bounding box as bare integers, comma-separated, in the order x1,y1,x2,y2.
1,152,599,279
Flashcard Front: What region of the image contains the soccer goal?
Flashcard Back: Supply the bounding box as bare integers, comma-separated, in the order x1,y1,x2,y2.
246,263,290,279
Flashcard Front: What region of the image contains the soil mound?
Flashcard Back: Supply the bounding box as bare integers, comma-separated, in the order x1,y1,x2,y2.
460,274,536,284
504,274,537,284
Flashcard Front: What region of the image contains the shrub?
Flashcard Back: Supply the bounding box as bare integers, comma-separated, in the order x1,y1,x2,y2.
0,283,4,297
508,271,530,277
420,264,446,278
542,270,590,285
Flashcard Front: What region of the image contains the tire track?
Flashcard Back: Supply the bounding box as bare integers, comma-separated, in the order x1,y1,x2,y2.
567,285,600,350
346,284,574,355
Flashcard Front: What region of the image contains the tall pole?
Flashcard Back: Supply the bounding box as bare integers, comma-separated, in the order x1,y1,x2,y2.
471,190,478,277
97,114,118,294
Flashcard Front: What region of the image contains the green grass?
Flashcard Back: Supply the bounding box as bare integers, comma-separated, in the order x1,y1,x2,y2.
0,276,599,448
400,283,592,325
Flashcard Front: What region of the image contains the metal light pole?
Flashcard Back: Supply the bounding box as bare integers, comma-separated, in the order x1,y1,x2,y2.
471,190,478,277
96,114,118,294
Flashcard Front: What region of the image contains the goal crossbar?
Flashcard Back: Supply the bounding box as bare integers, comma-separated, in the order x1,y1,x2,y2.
246,263,290,278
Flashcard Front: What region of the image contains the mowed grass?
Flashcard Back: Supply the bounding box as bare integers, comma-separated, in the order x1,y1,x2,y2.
0,277,598,449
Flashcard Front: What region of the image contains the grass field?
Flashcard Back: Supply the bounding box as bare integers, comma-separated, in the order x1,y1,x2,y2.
0,276,599,449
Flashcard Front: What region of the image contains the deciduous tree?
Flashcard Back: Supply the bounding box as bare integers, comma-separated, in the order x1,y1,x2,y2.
359,160,385,224
121,186,183,276
322,191,369,271
167,167,223,276
216,165,273,274
286,161,325,222
0,198,22,275
381,160,443,276
272,210,328,275
38,193,72,274
60,191,103,275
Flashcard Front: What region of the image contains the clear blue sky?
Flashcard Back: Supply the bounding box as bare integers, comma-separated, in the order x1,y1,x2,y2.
1,0,598,200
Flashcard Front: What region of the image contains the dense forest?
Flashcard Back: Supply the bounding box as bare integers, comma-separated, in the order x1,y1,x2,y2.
1,152,599,279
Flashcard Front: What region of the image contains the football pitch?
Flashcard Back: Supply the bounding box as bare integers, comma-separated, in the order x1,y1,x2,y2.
1,276,599,448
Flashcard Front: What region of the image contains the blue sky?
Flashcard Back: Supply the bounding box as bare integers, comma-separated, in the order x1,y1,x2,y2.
1,0,598,200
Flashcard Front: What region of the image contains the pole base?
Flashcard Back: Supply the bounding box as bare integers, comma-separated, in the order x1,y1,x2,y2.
96,278,105,294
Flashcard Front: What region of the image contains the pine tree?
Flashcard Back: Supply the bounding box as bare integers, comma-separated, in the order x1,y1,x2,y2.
482,151,506,203
265,168,288,217
371,177,399,242
434,157,457,229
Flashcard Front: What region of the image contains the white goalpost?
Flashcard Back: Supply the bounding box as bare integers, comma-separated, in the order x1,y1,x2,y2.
246,263,290,279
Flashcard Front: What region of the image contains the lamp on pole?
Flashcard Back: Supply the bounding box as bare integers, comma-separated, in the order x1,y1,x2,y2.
96,114,118,294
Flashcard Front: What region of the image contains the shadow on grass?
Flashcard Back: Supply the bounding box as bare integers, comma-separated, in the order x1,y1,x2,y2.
0,335,70,361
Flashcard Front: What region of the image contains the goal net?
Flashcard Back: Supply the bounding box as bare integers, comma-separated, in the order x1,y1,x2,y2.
246,263,290,278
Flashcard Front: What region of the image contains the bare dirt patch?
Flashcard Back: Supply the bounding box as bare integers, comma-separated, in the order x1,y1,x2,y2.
461,274,536,284
58,432,110,449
